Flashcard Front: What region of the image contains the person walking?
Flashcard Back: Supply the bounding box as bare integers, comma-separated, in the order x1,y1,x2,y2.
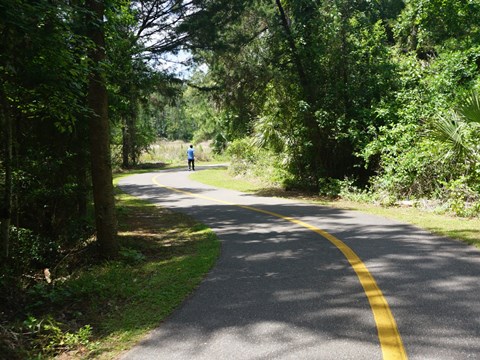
187,144,195,171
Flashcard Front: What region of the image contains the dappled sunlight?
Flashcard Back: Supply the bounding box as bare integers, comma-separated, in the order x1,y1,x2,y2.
118,170,480,359
239,250,304,261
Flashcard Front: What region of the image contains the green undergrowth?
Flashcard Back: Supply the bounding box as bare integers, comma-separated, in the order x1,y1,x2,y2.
2,172,220,360
84,187,220,359
190,168,480,248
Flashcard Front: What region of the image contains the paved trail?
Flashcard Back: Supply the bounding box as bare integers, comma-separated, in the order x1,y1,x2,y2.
118,167,480,360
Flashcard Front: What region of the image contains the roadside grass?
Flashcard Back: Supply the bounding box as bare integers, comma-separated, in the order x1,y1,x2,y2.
9,170,220,360
190,168,480,248
189,165,262,192
79,173,221,359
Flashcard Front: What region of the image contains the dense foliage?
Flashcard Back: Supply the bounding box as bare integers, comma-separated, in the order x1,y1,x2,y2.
181,0,480,213
0,0,185,356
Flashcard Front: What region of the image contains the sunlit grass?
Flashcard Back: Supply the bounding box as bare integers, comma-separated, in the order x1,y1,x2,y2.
190,168,266,192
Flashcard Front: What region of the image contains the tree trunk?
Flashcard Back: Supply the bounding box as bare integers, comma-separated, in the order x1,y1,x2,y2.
75,134,89,219
122,102,138,169
128,109,138,165
0,87,12,260
122,122,130,169
86,0,118,259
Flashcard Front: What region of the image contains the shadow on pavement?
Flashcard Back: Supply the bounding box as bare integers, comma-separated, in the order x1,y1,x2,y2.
118,179,480,359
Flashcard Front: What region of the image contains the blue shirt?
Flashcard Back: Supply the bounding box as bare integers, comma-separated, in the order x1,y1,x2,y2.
187,148,194,160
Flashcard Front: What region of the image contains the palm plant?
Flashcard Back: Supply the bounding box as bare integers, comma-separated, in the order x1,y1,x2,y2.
429,92,480,214
432,92,480,161
458,91,480,125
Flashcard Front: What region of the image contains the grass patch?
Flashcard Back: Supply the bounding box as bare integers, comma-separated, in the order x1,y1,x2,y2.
3,171,220,360
190,167,265,192
190,169,480,248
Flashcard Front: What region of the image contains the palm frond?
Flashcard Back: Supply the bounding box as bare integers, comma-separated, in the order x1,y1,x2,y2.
252,115,285,151
458,91,480,124
431,111,470,156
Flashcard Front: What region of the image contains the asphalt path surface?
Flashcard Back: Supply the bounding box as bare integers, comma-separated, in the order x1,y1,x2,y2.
118,166,480,360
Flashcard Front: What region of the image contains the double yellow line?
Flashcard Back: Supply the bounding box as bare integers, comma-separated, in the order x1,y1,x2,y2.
152,175,407,360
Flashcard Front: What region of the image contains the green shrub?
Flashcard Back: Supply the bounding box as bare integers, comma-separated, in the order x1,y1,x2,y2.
226,138,258,176
226,138,288,187
442,177,480,217
9,227,61,274
22,316,91,357
318,178,342,197
119,246,146,264
338,178,374,203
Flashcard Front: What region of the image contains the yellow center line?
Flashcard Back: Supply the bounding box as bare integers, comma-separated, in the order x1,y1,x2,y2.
152,175,407,360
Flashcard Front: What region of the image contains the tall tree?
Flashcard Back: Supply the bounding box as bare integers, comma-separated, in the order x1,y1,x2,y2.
0,6,14,259
86,0,119,258
0,86,12,260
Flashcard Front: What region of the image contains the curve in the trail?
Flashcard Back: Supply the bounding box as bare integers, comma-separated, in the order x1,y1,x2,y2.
152,174,407,360
119,168,480,360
